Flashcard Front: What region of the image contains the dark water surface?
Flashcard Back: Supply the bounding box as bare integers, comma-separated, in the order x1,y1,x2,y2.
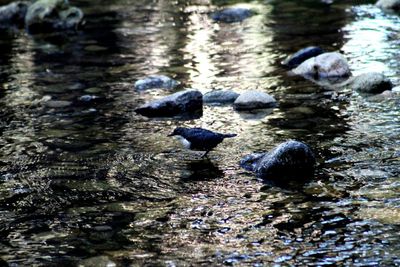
1,0,400,266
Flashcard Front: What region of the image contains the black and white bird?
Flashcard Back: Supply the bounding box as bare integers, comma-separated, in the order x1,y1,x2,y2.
168,127,237,158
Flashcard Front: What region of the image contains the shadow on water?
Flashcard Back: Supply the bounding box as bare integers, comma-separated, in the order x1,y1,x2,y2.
0,0,399,266
180,159,224,182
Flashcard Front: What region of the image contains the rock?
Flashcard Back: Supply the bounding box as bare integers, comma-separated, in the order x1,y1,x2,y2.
350,72,393,94
233,90,277,111
203,90,239,104
134,75,179,91
0,1,29,27
240,152,266,172
367,90,396,102
78,95,99,102
135,89,203,118
25,0,84,33
376,0,400,10
282,46,324,68
211,7,254,23
76,94,105,106
292,52,351,78
240,140,316,181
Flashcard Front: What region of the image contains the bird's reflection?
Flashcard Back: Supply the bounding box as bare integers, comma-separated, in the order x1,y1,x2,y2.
181,159,224,182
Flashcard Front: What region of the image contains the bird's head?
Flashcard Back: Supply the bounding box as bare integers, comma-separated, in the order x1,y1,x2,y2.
168,127,186,137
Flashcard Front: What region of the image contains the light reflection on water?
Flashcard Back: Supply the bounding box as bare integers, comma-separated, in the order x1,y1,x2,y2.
342,4,400,79
0,0,399,266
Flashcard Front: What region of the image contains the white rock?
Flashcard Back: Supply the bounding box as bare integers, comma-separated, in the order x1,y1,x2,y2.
292,52,351,78
233,90,277,111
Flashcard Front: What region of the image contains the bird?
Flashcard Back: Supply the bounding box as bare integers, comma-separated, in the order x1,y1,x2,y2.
168,127,237,158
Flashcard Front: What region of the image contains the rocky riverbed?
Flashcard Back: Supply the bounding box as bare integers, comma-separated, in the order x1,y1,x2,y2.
0,0,399,266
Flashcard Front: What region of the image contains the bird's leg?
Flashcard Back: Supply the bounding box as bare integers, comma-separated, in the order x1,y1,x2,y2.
201,150,210,158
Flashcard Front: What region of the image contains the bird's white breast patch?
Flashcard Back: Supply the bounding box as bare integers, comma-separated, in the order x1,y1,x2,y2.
176,136,191,149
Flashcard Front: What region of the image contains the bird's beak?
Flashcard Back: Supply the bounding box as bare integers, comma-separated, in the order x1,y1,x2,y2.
167,133,174,137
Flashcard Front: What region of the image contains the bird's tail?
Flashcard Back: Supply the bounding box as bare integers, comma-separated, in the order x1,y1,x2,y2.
222,133,237,138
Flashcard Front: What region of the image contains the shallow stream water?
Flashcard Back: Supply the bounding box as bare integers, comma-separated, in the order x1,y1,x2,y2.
0,0,399,266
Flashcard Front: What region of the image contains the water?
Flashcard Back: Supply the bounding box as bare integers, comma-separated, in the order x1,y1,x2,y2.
0,0,399,266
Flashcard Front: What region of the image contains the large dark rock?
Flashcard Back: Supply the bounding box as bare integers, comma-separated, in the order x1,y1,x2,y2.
135,89,203,118
203,89,239,104
0,1,29,27
350,72,393,94
211,7,253,23
240,140,316,182
292,52,351,78
282,46,324,69
25,0,84,33
134,75,179,91
376,0,400,10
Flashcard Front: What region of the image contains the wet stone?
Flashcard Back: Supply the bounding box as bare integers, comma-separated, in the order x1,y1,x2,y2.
350,72,393,94
292,52,351,78
25,0,84,33
203,89,239,104
0,1,29,27
78,95,99,102
282,46,324,68
134,75,179,91
240,140,316,182
233,90,277,111
135,89,203,118
211,7,254,23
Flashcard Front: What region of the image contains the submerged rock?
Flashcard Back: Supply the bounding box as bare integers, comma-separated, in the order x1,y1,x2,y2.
292,52,351,78
233,90,277,111
282,46,324,68
134,75,179,91
376,0,400,10
0,1,29,27
25,0,84,33
240,140,316,181
135,89,203,118
203,90,239,104
350,72,393,94
211,7,253,23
